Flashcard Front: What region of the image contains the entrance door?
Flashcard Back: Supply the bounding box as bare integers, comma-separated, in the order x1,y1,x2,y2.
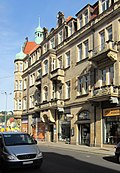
78,124,90,145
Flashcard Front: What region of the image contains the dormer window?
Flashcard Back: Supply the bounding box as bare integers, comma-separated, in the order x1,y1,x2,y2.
58,30,63,44
50,37,55,49
101,0,109,12
68,23,72,36
84,10,88,25
79,15,83,28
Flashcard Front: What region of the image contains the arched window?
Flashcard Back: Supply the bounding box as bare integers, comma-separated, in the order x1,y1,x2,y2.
43,60,48,75
78,111,90,120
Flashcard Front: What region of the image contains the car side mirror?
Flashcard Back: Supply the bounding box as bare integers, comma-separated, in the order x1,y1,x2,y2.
34,139,37,144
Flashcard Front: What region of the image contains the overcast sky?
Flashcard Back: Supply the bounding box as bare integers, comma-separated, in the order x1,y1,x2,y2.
0,0,96,111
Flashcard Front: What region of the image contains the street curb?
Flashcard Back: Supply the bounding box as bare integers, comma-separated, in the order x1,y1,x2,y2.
39,143,114,156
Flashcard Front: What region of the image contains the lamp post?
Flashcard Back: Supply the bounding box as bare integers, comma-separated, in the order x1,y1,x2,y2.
1,92,12,130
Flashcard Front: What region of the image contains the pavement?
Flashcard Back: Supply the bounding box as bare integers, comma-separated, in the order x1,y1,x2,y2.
38,141,116,156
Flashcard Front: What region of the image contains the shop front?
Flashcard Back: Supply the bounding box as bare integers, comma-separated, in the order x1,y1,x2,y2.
75,111,90,146
103,108,120,145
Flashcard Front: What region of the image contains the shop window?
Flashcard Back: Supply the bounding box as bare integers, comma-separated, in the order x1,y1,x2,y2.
103,116,120,145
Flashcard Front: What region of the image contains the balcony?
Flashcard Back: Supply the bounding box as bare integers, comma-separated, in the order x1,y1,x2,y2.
35,75,42,87
50,68,64,83
89,41,118,66
89,85,119,102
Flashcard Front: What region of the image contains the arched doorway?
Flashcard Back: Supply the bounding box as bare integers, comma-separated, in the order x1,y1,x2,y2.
76,111,90,146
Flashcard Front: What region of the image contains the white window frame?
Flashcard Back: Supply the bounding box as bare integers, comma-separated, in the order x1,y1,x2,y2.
19,80,22,90
77,44,82,62
50,37,55,49
58,30,63,44
66,81,70,99
65,51,70,68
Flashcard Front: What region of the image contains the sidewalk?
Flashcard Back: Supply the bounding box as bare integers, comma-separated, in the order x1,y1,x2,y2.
38,141,115,156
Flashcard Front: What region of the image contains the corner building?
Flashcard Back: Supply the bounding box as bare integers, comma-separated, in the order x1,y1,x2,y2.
14,0,120,147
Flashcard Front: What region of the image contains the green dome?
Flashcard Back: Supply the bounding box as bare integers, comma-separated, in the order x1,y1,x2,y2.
35,26,43,32
15,48,26,60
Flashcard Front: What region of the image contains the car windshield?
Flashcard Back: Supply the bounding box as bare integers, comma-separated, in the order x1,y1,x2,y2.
3,134,36,146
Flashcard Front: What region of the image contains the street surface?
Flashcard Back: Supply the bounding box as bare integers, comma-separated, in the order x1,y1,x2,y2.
0,145,120,173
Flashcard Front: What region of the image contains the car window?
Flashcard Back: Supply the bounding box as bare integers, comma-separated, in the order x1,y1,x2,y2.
3,134,36,146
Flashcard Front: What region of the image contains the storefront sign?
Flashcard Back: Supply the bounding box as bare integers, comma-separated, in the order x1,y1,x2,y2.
103,108,120,116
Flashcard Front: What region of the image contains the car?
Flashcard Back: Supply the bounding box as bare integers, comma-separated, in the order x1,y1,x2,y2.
115,142,120,163
0,132,43,171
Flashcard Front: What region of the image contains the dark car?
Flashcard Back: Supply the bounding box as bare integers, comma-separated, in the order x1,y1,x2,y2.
115,142,120,163
0,132,43,170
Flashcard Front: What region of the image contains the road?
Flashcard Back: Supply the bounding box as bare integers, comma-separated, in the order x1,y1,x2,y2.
1,145,120,173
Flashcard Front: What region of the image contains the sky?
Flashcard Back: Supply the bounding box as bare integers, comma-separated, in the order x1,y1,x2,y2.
0,0,96,111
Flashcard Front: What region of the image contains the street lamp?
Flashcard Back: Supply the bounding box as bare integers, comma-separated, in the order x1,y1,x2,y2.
1,92,12,130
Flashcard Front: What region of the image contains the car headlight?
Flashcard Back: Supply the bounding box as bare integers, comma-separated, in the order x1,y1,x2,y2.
37,151,43,158
6,154,17,160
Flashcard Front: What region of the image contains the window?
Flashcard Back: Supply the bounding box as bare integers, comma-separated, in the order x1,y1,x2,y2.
79,15,83,28
77,44,82,62
43,60,48,75
101,69,106,86
58,31,63,44
19,80,22,90
44,86,48,101
20,63,23,71
51,58,56,71
50,37,55,49
78,77,83,95
107,26,112,41
78,74,90,95
100,31,105,50
65,51,70,68
101,0,109,12
18,100,22,110
66,81,70,99
68,23,72,36
15,80,18,90
84,10,88,25
52,83,56,99
29,95,34,108
24,78,27,89
84,40,89,58
58,84,62,99
84,75,90,93
15,63,18,71
43,44,47,53
109,66,114,85
58,57,63,68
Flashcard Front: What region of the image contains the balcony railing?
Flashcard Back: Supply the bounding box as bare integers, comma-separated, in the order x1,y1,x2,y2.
89,41,118,62
92,85,119,97
50,68,64,82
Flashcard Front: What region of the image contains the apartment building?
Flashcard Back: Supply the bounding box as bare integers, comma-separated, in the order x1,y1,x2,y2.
14,0,120,147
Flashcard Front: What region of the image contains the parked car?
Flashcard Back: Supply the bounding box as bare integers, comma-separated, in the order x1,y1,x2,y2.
115,142,120,163
0,132,43,171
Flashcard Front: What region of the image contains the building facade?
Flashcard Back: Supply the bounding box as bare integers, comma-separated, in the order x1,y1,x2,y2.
14,0,120,147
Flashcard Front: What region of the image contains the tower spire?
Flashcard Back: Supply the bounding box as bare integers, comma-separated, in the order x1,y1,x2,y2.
38,17,40,27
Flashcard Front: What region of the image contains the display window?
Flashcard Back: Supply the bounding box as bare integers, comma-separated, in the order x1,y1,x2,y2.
103,116,120,144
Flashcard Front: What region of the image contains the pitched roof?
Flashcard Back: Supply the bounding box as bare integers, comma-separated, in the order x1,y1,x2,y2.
23,42,39,54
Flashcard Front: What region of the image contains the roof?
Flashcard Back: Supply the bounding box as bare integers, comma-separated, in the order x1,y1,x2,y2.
66,16,73,22
23,42,39,54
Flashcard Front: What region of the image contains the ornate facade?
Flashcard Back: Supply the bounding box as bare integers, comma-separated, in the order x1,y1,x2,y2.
14,0,120,147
